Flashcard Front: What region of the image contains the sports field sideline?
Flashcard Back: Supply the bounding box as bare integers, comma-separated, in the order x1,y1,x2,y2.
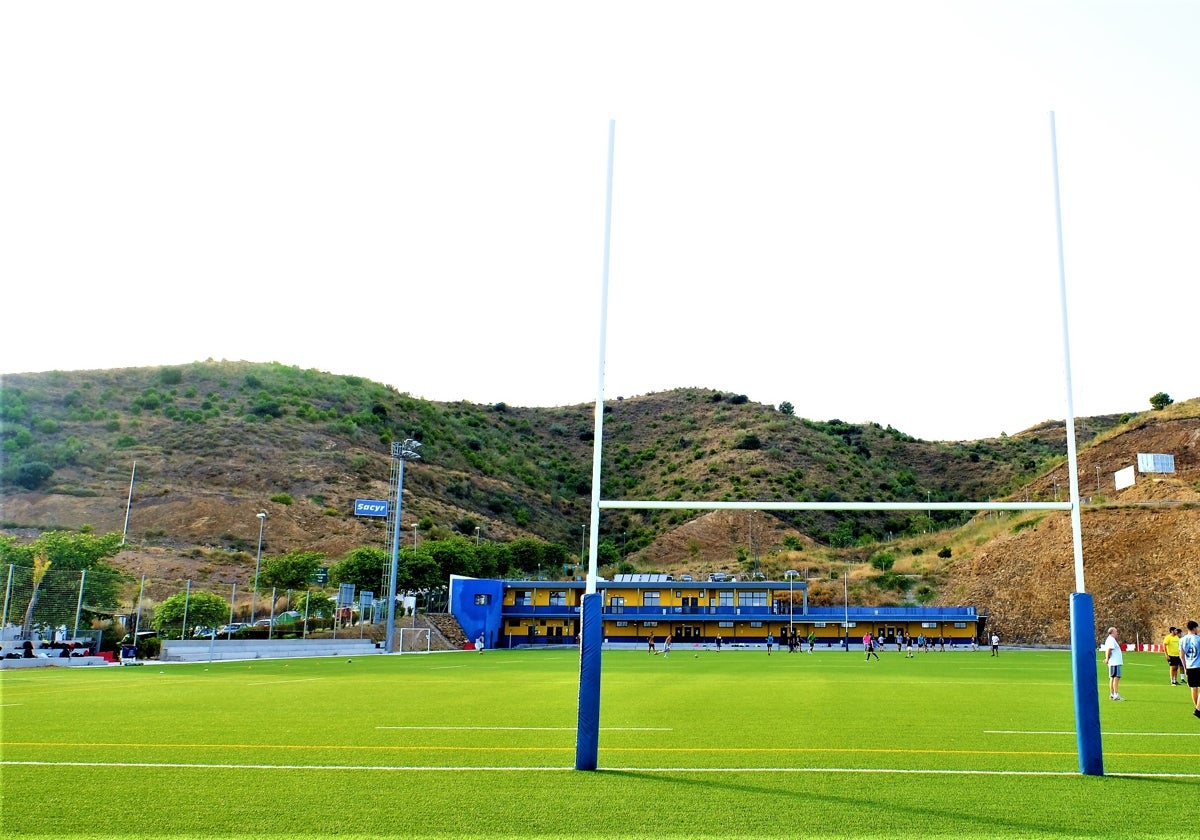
2,646,1197,839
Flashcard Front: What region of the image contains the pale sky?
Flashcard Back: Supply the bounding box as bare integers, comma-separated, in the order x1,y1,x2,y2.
2,2,1196,442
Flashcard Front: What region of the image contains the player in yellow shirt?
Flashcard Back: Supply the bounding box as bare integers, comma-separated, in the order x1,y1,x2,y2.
1164,626,1183,686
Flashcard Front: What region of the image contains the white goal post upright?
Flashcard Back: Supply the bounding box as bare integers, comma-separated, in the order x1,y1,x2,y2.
398,627,430,655
575,114,1100,776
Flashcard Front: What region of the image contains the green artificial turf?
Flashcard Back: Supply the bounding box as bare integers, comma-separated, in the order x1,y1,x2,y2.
2,647,1197,838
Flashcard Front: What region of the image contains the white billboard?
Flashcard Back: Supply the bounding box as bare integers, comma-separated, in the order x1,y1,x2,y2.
1114,465,1136,490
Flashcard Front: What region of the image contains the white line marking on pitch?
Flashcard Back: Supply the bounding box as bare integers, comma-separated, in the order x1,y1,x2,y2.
987,730,1200,737
376,726,672,731
3,760,1197,778
248,678,322,686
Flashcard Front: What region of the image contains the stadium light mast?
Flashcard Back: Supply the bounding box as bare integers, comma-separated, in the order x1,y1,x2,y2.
250,511,266,623
385,439,422,654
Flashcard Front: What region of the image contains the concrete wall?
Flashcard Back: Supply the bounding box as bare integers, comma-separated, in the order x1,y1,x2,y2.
161,638,382,662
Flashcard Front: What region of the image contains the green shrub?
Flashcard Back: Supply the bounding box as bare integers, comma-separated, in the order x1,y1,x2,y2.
137,636,162,659
271,493,294,505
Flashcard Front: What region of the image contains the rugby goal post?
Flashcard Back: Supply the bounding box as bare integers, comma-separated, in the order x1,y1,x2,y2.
575,116,1102,776
398,627,430,654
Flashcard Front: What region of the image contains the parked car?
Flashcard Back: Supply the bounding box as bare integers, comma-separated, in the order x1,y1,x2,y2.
679,574,693,582
253,619,273,628
191,626,217,639
218,623,246,635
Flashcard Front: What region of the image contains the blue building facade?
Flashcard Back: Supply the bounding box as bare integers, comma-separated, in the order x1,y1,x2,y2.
449,574,986,650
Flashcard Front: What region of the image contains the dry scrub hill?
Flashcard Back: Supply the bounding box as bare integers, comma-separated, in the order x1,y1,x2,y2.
940,411,1200,644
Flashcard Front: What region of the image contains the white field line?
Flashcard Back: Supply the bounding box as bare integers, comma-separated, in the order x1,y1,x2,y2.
3,759,1199,778
247,678,322,686
377,726,671,731
987,729,1200,737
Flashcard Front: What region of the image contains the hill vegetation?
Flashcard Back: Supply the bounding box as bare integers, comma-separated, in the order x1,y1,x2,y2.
2,361,1198,644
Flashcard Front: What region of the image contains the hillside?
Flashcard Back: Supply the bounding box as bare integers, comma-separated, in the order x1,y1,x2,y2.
1,362,1198,643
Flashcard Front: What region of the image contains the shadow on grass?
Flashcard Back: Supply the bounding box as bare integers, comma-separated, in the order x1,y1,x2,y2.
594,768,1180,837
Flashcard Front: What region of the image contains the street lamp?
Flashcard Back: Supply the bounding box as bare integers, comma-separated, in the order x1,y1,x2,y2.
251,511,266,623
580,523,587,567
385,439,422,653
784,569,799,642
475,526,481,546
412,523,419,551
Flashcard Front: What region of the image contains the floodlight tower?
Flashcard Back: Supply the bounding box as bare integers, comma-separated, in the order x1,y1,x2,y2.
250,511,266,623
385,439,422,653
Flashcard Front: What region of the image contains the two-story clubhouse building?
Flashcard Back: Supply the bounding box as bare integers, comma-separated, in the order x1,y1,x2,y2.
449,574,986,650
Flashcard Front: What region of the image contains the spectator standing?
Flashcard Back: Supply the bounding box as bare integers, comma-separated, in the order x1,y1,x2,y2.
1102,626,1124,701
1164,626,1183,686
990,633,1000,656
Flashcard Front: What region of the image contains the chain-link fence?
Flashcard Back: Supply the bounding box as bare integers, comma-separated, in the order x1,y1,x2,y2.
1,563,448,658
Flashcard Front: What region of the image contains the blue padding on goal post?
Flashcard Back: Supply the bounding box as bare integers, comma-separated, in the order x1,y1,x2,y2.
1070,592,1104,776
575,591,603,771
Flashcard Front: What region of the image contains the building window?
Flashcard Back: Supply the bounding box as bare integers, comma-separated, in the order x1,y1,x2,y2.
474,594,491,606
718,591,734,607
718,621,734,628
643,591,661,607
749,621,763,628
739,591,768,607
921,622,938,629
643,621,658,628
615,621,628,627
953,622,967,629
549,591,566,606
513,591,531,606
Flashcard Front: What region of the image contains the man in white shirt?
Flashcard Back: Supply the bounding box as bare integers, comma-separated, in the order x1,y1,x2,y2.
1102,626,1124,701
1179,620,1200,719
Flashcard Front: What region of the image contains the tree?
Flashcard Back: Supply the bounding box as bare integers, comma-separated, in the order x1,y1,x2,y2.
1,532,125,631
21,550,52,637
1149,392,1174,411
152,590,229,637
260,551,325,591
778,401,795,416
330,547,389,594
425,537,479,578
8,461,53,490
397,552,444,592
